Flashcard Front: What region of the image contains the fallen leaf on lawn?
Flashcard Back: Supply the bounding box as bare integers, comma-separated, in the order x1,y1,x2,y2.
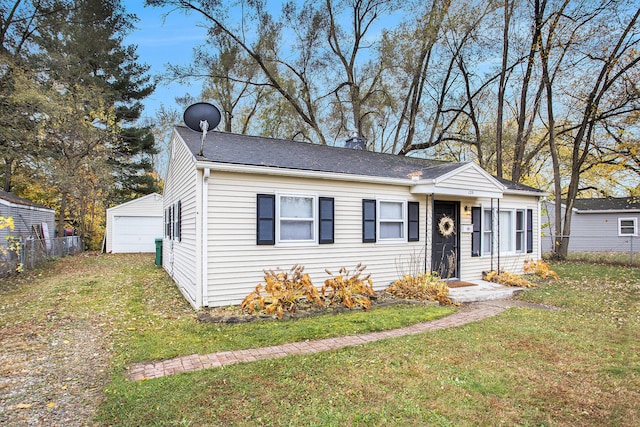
15,403,33,409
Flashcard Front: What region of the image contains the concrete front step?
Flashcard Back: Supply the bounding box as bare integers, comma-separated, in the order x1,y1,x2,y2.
448,280,525,303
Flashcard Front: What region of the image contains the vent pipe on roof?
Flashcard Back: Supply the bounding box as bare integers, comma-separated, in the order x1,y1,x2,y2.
345,131,366,150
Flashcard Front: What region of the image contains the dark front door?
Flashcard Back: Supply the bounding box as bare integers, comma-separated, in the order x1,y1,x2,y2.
432,201,459,279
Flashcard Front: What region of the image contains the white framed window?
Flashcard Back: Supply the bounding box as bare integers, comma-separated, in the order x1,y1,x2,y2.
515,210,525,253
499,210,514,253
482,209,493,255
277,194,316,243
378,200,406,241
619,218,638,236
483,208,520,255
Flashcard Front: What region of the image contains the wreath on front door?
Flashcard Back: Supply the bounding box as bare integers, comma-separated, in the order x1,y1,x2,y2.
438,215,455,237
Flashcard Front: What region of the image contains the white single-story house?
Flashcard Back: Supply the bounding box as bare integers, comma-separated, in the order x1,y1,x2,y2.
162,127,545,309
0,191,55,242
542,197,639,252
105,193,163,253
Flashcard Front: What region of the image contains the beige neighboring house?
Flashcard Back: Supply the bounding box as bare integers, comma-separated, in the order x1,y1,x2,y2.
162,127,545,309
105,193,163,253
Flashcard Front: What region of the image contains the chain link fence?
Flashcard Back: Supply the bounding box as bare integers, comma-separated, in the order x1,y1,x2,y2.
0,236,84,277
542,234,638,266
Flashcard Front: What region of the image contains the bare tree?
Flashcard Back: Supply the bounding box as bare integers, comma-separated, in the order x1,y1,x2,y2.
540,2,640,259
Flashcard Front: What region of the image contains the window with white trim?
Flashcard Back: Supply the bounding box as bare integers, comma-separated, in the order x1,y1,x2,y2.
480,207,533,256
378,200,405,240
277,194,316,243
482,209,493,255
362,199,418,243
515,210,525,253
619,218,638,236
499,210,514,253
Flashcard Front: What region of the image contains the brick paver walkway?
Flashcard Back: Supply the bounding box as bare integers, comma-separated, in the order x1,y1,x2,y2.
128,300,534,381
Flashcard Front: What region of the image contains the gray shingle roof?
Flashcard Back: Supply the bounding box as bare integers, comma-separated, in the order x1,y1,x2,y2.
0,191,52,210
176,126,542,193
572,197,640,211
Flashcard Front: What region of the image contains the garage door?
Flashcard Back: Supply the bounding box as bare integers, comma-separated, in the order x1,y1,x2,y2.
112,216,163,253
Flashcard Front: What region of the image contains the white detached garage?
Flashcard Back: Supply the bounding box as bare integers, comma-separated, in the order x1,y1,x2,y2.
106,193,163,253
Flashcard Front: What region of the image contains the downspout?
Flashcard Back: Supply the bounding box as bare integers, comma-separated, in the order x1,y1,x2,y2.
424,194,429,273
537,197,542,260
429,194,435,273
490,198,494,271
201,168,210,307
497,198,501,273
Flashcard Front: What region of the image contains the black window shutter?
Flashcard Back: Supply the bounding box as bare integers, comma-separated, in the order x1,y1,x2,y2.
168,205,173,239
408,201,419,242
526,209,533,253
471,207,481,257
318,197,334,244
257,194,275,245
176,201,182,242
362,199,376,243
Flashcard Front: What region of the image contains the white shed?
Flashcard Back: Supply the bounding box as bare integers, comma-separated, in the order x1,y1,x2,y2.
106,193,163,253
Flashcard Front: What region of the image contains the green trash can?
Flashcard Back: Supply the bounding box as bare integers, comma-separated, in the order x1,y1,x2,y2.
155,238,163,266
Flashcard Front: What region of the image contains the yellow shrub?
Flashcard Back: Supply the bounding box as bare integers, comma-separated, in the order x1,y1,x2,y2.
524,259,559,280
483,270,536,288
322,263,376,310
386,272,457,306
241,265,323,319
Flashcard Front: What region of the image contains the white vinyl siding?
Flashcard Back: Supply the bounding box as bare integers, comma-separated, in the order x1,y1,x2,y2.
205,171,426,307
436,166,503,194
161,134,199,306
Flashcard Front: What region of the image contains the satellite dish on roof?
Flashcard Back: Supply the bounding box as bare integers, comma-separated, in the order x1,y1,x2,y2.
183,102,221,156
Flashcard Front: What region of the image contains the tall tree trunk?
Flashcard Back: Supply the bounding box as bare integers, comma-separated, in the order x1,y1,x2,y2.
3,157,14,192
57,192,67,237
511,0,544,182
496,0,513,178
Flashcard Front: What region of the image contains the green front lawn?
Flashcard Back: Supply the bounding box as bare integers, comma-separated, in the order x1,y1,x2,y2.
3,254,638,426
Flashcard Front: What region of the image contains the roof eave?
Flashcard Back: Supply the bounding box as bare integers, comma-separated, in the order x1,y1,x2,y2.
195,160,417,186
503,188,547,197
576,209,640,214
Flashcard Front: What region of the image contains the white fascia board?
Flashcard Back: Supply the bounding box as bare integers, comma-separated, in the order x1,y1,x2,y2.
410,184,503,199
106,193,162,214
503,189,547,197
194,161,414,186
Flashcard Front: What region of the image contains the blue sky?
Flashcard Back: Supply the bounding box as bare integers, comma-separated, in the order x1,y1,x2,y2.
124,3,210,121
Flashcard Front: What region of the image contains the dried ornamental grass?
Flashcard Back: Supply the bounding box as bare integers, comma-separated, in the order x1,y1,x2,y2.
386,272,457,306
524,258,560,280
241,265,323,319
322,263,376,310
